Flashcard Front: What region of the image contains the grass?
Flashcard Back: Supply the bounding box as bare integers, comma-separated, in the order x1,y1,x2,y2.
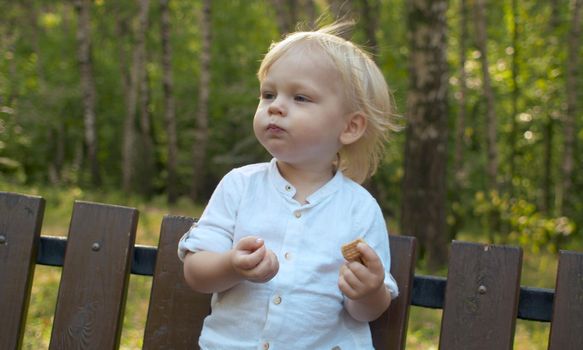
4,184,573,349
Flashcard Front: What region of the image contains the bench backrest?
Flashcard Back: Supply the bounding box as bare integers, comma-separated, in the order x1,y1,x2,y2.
142,216,211,349
548,251,583,349
0,192,45,350
2,192,583,349
440,241,522,350
49,201,138,349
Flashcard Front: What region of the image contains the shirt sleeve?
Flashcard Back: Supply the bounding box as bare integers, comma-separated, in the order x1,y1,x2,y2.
360,199,399,299
177,170,243,261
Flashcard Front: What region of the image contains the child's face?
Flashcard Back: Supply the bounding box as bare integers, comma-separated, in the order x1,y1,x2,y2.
253,47,352,170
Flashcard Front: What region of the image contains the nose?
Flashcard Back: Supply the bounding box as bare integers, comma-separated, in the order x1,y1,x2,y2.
267,96,286,117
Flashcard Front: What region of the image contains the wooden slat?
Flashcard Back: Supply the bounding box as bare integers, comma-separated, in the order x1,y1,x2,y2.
49,201,138,350
0,192,45,350
439,241,522,350
143,216,211,350
370,234,417,350
548,250,583,350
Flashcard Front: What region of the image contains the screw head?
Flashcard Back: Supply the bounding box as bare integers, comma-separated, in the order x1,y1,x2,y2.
92,242,101,251
478,285,487,294
0,235,6,244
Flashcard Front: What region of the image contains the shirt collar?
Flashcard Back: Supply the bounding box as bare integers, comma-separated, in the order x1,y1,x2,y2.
268,158,343,205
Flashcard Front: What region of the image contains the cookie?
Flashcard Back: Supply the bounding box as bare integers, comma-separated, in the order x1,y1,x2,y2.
341,237,366,264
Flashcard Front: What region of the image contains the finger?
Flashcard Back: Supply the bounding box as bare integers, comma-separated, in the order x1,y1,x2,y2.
236,236,265,252
236,244,266,270
346,260,368,273
357,243,384,272
266,250,279,270
344,260,372,286
340,263,363,290
346,258,386,296
255,251,280,282
246,250,278,282
338,274,352,295
338,269,359,299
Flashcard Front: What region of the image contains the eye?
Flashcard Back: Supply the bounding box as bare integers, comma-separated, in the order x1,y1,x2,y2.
260,91,275,100
294,95,311,103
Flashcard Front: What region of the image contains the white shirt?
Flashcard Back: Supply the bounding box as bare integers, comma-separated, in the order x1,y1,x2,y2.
178,159,398,350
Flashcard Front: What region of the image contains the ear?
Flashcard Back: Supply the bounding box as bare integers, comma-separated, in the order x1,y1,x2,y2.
340,112,367,145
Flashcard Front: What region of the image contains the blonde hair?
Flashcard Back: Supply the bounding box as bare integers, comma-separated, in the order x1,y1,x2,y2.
257,23,399,184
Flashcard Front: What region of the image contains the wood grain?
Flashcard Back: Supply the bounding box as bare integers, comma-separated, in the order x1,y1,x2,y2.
0,192,45,350
49,201,138,350
143,216,211,350
439,241,522,350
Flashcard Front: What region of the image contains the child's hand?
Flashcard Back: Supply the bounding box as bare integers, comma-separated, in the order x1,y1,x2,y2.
231,236,279,283
338,242,385,300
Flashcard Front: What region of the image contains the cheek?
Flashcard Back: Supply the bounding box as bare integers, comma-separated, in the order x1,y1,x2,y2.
252,112,263,137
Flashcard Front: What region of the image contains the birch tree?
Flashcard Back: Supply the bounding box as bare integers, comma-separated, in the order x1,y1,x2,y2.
401,0,449,268
542,0,561,214
160,0,179,203
559,0,583,215
122,0,149,192
474,0,498,192
272,0,297,34
359,0,380,57
272,0,317,34
191,0,211,202
75,0,101,186
508,0,520,193
454,0,468,182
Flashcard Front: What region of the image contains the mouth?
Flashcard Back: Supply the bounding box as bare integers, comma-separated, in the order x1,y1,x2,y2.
266,123,285,133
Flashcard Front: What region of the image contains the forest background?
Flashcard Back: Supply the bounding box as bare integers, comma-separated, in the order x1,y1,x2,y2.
1,0,582,348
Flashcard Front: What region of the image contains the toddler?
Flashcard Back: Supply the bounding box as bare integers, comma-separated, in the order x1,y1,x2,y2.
178,23,399,349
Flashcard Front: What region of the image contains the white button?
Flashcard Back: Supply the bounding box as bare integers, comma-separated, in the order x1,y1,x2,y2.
294,211,301,218
284,252,292,260
273,295,282,305
285,184,292,191
263,342,270,350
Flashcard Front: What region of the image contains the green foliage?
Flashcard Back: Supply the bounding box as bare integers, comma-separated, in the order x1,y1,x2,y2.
0,0,582,252
473,190,576,253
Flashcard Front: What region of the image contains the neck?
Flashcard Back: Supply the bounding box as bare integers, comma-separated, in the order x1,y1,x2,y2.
276,161,335,204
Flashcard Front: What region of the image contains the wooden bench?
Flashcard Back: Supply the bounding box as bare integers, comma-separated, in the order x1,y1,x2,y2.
1,191,582,349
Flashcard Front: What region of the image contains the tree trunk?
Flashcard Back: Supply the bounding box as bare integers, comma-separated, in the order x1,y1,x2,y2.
137,1,155,197
559,0,583,215
542,0,562,215
454,0,468,183
137,70,156,197
4,13,18,106
272,0,298,35
328,0,353,21
115,3,131,100
401,0,449,269
272,0,319,34
359,0,380,57
160,0,179,204
508,0,520,194
551,0,561,29
29,0,63,185
191,0,212,202
474,0,498,192
75,0,101,186
48,124,65,185
122,0,150,192
543,118,554,214
303,0,317,29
